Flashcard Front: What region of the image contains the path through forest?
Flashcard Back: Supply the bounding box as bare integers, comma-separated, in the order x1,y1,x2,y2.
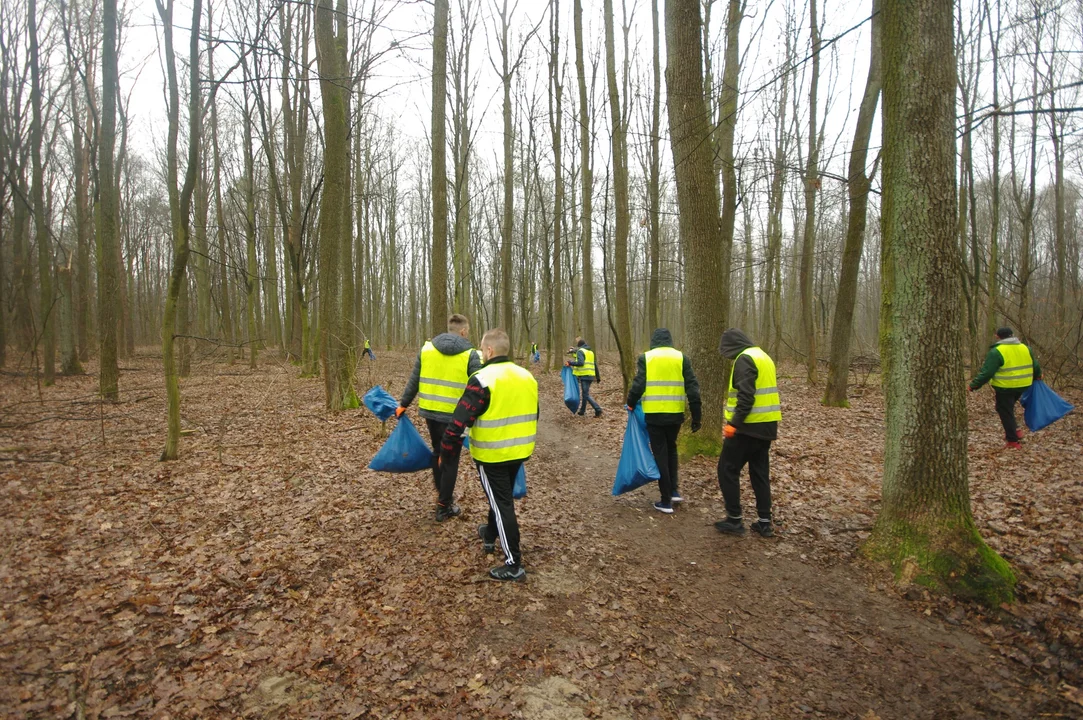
0,350,1080,718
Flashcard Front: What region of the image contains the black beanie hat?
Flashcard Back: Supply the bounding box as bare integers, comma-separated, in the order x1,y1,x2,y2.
996,327,1014,339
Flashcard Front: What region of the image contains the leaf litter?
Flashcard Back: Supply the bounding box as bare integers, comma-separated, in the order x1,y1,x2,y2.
0,351,1080,718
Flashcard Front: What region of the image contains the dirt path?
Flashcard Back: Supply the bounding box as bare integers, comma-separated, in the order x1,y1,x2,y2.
505,371,1067,719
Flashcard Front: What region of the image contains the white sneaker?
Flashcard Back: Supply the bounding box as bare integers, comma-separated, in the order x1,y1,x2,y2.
671,493,684,504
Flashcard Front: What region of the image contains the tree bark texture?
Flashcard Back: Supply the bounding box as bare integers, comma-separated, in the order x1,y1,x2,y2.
799,0,821,384
664,0,728,451
159,0,202,460
29,0,55,385
869,0,1014,605
98,0,121,400
314,0,352,407
824,0,881,407
431,0,450,336
603,0,634,390
573,0,596,346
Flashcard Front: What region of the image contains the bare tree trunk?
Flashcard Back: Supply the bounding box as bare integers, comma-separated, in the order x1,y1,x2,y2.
799,0,821,384
98,0,121,399
549,0,566,359
984,2,1001,337
716,0,741,331
665,0,727,450
497,0,515,340
315,0,352,408
603,0,634,390
158,0,202,460
208,3,234,364
573,0,595,346
647,0,661,332
824,0,881,407
431,0,450,335
29,0,54,385
241,79,260,369
58,260,81,374
868,0,1013,606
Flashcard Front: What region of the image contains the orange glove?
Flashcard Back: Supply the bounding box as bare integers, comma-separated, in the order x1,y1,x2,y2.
723,424,737,439
564,361,571,367
395,406,406,418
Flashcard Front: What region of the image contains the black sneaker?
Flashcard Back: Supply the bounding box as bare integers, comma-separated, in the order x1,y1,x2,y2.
477,524,495,554
750,520,774,538
653,501,674,514
594,409,603,418
435,503,462,522
489,565,526,582
714,518,747,536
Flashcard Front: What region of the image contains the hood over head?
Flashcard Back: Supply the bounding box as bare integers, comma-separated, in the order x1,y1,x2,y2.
649,328,674,349
431,332,474,355
719,328,755,359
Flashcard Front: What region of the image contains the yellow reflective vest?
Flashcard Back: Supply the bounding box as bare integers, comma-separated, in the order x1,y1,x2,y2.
468,362,538,464
991,343,1034,389
572,348,596,377
725,347,782,424
417,341,474,414
642,347,686,414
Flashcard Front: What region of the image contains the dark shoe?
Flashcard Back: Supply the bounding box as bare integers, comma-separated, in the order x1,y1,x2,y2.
750,520,774,538
488,565,526,582
1005,441,1022,450
594,409,603,418
435,503,462,522
653,501,674,514
714,518,747,536
477,524,495,554
576,411,585,416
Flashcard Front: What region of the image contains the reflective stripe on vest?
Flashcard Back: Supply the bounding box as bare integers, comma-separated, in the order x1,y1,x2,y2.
572,348,596,377
725,346,782,424
469,362,538,463
642,347,686,414
417,342,473,414
992,343,1034,388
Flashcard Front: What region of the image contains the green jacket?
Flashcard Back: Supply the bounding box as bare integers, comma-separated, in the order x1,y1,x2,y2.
969,338,1042,390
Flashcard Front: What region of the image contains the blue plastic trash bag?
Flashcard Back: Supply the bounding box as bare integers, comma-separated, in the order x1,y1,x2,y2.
363,385,399,421
612,406,661,495
368,416,434,472
513,465,527,499
1020,380,1074,432
562,365,580,413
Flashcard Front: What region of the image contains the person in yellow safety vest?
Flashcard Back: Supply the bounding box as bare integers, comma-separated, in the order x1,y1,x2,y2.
396,314,482,521
714,329,781,538
968,327,1042,449
362,338,376,360
565,337,602,417
531,341,540,364
440,328,539,582
624,328,702,514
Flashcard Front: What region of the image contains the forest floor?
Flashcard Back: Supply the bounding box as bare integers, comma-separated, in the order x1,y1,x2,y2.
1,347,1082,719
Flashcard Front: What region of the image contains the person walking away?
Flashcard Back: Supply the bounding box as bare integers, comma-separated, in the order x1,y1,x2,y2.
531,341,540,364
968,327,1041,449
441,328,538,581
566,337,602,417
714,329,780,538
362,338,376,360
396,314,481,521
625,328,702,514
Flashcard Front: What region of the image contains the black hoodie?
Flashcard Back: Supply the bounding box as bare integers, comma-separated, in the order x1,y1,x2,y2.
625,328,702,426
719,328,778,441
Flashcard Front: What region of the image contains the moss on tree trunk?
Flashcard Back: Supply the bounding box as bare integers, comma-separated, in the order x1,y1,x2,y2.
867,0,1014,607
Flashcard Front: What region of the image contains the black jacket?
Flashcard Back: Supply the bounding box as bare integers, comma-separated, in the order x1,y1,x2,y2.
719,329,778,441
625,329,702,426
399,333,482,422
